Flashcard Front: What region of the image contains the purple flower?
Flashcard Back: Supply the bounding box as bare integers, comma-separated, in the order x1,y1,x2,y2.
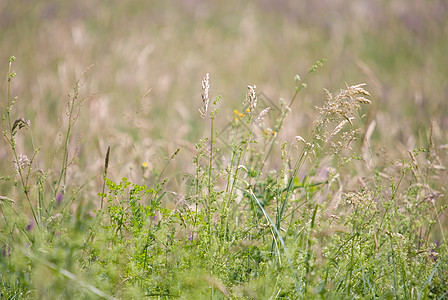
151,212,160,225
188,231,198,242
430,240,441,262
26,221,34,231
56,192,64,205
1,246,10,257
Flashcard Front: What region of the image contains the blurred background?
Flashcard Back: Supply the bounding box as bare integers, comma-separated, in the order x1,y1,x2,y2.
1,0,447,196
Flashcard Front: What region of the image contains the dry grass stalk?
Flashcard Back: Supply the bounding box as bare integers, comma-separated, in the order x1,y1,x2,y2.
199,73,210,119
318,83,371,125
245,85,257,114
255,107,270,125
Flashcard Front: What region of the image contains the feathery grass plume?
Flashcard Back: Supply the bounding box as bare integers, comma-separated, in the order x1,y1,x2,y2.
294,135,306,144
245,85,257,115
311,83,371,153
292,83,369,164
318,83,371,125
205,275,230,298
0,196,15,203
326,119,349,142
199,73,210,118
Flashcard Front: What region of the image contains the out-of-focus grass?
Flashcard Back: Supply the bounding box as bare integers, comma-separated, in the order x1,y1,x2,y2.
2,0,447,159
1,0,447,230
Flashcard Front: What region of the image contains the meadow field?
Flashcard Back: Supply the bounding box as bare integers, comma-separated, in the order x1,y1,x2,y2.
1,0,447,298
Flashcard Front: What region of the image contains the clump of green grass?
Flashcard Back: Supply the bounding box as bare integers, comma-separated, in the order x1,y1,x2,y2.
1,56,447,299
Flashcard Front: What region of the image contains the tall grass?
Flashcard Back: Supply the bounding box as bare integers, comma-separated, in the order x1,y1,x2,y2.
1,56,446,299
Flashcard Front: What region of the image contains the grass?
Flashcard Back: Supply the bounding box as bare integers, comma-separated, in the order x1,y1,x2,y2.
1,1,448,299
1,57,447,299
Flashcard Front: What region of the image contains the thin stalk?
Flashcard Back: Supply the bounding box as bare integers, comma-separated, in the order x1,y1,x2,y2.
276,144,309,230
303,204,319,294
3,57,39,227
55,81,79,197
157,148,180,183
208,116,214,225
54,65,93,199
389,236,399,295
258,84,304,173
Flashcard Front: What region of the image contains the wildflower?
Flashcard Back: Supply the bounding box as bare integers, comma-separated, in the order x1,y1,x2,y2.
25,220,34,231
199,73,210,118
263,129,276,136
56,191,64,205
233,109,245,118
430,240,441,262
142,161,149,168
14,154,30,172
49,213,62,222
188,231,199,242
1,246,10,257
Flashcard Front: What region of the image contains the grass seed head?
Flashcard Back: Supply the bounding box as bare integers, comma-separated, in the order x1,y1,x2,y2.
318,83,371,122
199,73,210,118
245,85,257,114
255,107,270,125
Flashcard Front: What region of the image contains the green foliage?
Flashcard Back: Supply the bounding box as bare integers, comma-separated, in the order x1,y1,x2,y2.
1,51,447,300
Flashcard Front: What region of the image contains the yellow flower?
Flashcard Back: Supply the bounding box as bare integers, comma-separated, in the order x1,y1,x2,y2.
142,161,149,168
234,109,245,118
